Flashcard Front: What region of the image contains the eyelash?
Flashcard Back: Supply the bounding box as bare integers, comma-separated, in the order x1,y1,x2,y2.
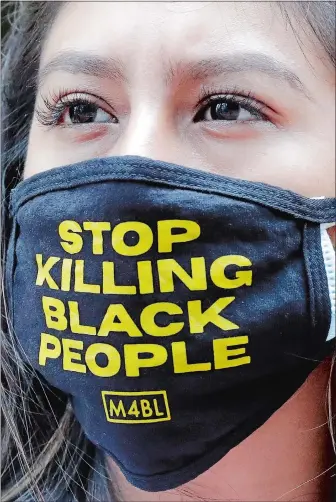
194,84,269,121
35,90,109,128
35,85,270,128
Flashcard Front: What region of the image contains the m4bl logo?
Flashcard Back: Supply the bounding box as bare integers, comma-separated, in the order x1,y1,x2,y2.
101,390,171,423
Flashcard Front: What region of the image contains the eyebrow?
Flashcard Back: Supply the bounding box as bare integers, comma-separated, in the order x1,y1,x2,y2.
38,50,308,95
38,51,126,84
167,53,307,94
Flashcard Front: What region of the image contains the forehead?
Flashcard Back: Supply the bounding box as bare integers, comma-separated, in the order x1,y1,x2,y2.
41,2,317,70
39,1,334,98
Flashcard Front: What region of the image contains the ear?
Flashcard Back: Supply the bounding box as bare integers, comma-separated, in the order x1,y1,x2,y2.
327,225,335,249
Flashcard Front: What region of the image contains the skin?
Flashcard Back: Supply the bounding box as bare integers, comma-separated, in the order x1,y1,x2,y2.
23,2,335,501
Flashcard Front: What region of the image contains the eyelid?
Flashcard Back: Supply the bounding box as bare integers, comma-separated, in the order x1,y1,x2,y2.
194,94,268,124
35,89,118,128
56,91,116,113
195,84,271,110
195,84,284,127
36,84,279,130
199,94,267,112
39,88,117,115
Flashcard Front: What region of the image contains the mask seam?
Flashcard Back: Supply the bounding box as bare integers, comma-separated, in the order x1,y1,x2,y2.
303,223,332,349
10,170,336,223
5,216,18,323
303,223,317,333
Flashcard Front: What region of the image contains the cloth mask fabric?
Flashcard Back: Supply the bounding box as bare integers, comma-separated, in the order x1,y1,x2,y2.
6,156,336,492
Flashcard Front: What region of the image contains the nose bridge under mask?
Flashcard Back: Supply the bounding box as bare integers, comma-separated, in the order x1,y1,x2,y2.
6,155,336,492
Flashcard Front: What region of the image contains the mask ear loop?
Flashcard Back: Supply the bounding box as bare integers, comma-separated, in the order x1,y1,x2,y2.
320,222,335,341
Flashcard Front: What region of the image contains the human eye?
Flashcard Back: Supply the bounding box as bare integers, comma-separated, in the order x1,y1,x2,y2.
193,85,270,124
36,90,118,128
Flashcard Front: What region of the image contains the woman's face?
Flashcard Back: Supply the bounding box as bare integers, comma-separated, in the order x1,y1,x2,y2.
24,2,335,501
25,1,335,198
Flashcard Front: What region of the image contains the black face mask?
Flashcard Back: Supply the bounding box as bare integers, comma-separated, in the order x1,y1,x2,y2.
6,156,335,492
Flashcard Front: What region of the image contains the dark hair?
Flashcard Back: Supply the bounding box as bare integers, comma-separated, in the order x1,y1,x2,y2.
1,2,335,501
1,5,101,501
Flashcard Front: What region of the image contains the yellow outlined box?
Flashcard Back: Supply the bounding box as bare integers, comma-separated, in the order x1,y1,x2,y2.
101,390,171,424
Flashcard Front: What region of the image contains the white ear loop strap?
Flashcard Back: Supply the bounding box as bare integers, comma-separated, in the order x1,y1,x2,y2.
320,223,335,341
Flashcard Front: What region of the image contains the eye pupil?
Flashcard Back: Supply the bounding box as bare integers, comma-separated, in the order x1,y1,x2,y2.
211,101,240,120
69,103,97,123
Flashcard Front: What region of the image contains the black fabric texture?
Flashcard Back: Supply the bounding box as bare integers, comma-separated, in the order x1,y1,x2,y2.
7,155,336,492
